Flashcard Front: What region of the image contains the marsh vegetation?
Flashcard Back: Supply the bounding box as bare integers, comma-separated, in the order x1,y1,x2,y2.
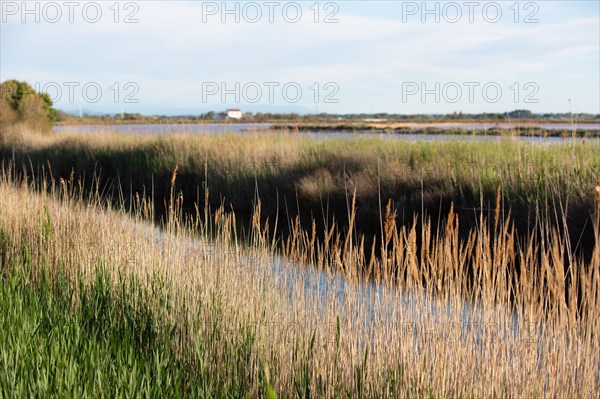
1,129,599,396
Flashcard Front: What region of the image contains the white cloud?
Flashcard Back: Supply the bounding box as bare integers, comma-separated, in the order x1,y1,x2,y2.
1,1,598,113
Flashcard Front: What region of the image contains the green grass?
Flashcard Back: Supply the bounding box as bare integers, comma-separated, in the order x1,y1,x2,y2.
0,238,274,398
0,250,197,396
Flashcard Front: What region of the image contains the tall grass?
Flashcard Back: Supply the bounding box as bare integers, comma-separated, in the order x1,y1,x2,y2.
3,129,598,212
0,263,203,396
2,129,599,262
1,153,598,396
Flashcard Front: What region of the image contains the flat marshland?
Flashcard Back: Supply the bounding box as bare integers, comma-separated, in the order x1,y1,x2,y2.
0,129,599,397
2,129,599,246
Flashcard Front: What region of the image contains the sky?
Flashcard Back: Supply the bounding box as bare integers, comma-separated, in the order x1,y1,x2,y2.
1,0,599,115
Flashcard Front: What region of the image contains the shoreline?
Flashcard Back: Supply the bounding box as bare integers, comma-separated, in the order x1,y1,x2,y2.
53,122,600,138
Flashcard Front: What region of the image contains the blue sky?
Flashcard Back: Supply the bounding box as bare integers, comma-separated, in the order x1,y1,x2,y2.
1,0,599,115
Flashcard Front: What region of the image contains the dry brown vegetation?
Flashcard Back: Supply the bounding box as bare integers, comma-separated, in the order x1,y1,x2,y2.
1,151,598,396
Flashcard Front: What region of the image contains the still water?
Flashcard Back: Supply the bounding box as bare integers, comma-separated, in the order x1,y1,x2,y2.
55,123,600,143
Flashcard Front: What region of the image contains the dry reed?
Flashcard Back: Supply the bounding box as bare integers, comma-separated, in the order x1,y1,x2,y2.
0,153,599,397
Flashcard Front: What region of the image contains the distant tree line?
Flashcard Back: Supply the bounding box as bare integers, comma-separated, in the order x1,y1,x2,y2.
0,80,57,133
55,109,600,125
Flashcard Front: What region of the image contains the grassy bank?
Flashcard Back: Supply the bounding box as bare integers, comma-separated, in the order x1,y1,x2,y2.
1,151,599,396
0,264,199,396
2,129,599,255
0,173,274,397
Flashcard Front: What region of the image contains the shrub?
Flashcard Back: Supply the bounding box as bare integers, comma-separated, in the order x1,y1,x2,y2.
0,79,57,135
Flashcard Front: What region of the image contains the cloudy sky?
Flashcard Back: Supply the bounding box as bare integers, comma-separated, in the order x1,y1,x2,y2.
1,1,598,114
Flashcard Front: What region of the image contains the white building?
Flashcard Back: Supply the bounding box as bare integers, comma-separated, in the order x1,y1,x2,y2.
226,109,243,120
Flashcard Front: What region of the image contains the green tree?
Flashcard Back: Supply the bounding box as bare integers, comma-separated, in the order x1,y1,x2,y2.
0,79,57,133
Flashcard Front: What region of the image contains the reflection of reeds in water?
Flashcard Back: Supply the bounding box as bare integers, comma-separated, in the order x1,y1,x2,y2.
0,161,598,397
